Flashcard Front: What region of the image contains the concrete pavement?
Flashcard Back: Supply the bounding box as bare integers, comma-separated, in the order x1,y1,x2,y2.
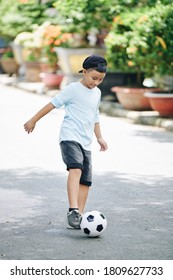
0,80,173,260
100,101,173,133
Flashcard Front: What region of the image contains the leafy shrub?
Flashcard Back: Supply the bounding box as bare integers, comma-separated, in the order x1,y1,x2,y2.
105,2,173,82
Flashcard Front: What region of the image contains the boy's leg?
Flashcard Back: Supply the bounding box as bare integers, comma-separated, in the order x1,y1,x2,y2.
60,141,91,228
78,184,89,214
67,169,89,213
67,168,82,229
67,168,82,209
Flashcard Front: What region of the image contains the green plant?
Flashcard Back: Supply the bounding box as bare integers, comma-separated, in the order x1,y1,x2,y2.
54,0,170,33
14,29,42,62
54,0,117,33
0,0,58,39
2,50,14,58
105,1,173,86
13,22,73,65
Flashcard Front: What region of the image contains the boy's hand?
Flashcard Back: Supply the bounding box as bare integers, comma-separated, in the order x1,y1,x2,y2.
97,138,108,151
23,102,55,134
24,119,36,134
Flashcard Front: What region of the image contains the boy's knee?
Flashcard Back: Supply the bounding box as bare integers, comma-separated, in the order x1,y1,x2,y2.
69,168,82,177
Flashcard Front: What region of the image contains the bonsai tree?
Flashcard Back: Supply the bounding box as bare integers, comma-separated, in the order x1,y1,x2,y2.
104,1,173,87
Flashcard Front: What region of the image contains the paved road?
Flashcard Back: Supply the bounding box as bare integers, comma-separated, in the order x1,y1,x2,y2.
0,83,173,260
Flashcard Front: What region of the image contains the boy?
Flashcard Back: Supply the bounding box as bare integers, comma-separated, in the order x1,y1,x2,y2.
24,54,108,229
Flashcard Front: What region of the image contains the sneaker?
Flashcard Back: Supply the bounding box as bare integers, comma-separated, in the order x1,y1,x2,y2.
67,209,81,229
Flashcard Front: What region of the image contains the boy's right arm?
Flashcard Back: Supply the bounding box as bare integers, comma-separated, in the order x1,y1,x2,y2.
24,102,55,134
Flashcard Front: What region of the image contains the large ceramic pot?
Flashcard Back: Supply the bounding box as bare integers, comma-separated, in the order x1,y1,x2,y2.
99,72,144,102
144,92,173,116
111,86,160,111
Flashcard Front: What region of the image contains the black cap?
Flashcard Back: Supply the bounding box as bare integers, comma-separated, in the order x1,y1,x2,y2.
79,54,107,73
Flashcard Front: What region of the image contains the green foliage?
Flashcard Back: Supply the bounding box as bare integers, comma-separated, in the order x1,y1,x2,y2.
0,0,171,39
0,0,172,81
54,0,117,32
2,50,14,58
105,1,173,80
13,22,73,64
0,0,57,39
53,0,172,33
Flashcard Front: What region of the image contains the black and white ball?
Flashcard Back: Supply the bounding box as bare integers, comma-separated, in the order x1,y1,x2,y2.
80,210,107,237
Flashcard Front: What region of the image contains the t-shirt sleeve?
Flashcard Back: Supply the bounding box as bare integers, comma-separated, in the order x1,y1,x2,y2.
51,85,71,108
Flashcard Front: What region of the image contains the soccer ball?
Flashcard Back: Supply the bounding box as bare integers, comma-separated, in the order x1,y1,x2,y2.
80,210,107,237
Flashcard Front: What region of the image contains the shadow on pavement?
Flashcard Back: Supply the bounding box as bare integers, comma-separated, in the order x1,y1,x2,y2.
0,168,173,260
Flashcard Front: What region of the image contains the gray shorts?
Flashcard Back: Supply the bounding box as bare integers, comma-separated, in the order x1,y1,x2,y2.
60,141,92,186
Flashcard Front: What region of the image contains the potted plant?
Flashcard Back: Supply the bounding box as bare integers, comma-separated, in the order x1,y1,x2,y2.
13,21,73,85
53,0,117,86
145,76,173,116
0,48,19,76
104,2,172,110
39,22,73,89
142,3,173,116
0,0,60,80
14,30,43,82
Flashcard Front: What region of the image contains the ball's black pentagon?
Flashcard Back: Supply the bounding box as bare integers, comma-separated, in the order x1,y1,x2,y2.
87,215,94,222
84,228,90,235
96,224,103,232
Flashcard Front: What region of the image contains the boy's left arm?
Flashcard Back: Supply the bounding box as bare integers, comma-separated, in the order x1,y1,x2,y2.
94,122,108,151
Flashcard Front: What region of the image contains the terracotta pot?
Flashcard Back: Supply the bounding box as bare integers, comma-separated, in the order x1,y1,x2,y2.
144,92,173,116
99,72,144,102
0,58,19,75
41,73,64,88
111,86,160,111
40,62,58,74
25,61,42,82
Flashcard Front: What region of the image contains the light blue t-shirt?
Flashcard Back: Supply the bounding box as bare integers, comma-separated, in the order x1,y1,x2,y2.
51,81,101,151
